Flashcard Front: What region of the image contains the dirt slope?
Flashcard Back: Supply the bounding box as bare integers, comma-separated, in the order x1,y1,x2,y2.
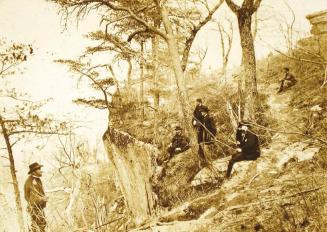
131,80,326,232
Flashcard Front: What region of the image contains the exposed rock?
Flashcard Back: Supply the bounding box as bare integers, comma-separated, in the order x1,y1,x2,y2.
310,104,323,112
276,142,320,168
103,127,158,225
103,127,202,223
306,10,327,35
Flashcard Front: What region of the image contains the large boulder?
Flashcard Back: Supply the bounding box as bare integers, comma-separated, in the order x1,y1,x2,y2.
306,10,327,35
103,127,202,224
103,127,158,225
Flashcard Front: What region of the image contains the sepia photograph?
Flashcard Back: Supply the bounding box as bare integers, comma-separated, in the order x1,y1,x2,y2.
1,0,327,231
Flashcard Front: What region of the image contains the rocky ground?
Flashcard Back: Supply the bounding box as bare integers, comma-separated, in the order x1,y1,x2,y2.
131,82,326,232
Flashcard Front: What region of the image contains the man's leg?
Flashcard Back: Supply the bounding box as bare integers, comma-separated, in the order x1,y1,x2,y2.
30,207,38,232
38,209,46,232
277,80,284,93
167,146,174,158
197,127,203,144
226,152,246,177
30,206,46,232
198,144,208,167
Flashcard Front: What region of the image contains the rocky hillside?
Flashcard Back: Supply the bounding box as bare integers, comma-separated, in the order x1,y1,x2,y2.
122,34,327,231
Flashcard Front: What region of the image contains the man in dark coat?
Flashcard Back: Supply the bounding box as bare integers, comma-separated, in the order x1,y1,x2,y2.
197,106,217,167
277,67,297,93
167,126,190,158
201,107,217,144
226,122,260,178
24,162,47,232
192,98,206,143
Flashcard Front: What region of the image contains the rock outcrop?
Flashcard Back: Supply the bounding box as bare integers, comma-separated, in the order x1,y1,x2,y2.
103,127,158,225
103,127,202,225
306,10,327,35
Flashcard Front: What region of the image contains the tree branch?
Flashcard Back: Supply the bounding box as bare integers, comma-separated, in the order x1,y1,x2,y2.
8,130,69,136
74,68,111,111
253,0,263,12
225,0,240,13
98,0,167,40
127,28,149,42
181,0,224,71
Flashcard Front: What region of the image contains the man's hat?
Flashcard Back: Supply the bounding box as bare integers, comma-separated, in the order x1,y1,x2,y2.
175,125,183,131
28,162,43,174
196,98,202,103
283,67,289,71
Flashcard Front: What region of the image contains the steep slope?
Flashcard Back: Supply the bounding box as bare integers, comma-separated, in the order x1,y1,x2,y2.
131,73,326,232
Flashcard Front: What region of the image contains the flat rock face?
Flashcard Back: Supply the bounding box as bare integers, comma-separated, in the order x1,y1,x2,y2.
103,127,158,225
306,10,327,35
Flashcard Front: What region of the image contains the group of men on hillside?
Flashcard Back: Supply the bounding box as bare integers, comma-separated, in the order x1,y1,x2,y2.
165,98,261,178
24,67,296,231
165,66,298,176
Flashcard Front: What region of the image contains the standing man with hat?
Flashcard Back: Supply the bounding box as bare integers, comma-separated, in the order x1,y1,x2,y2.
24,162,47,232
192,98,206,144
197,106,217,167
200,106,217,145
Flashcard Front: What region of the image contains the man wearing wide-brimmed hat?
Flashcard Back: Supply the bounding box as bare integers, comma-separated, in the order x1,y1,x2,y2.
24,162,47,232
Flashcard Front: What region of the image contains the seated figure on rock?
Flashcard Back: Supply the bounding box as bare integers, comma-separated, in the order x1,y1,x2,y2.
277,67,297,93
167,126,190,158
226,122,261,178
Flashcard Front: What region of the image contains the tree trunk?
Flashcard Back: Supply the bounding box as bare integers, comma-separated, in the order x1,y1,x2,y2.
152,28,160,144
0,116,25,231
140,41,145,121
222,61,228,82
160,6,190,129
237,11,258,120
127,58,132,96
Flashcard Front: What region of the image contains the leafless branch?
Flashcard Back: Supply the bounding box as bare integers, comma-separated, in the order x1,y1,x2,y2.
181,0,224,71
225,0,240,13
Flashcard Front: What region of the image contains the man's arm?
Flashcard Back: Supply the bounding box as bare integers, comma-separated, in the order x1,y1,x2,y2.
209,117,217,136
242,132,258,152
178,136,191,152
24,179,31,203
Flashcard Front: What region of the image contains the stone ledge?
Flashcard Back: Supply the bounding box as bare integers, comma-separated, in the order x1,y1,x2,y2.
306,9,327,35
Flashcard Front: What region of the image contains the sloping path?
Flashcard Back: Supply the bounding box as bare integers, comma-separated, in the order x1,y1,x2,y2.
132,83,321,232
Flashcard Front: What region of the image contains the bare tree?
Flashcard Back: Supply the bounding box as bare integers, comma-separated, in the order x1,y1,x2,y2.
51,0,224,129
0,40,70,231
214,17,234,80
225,0,263,120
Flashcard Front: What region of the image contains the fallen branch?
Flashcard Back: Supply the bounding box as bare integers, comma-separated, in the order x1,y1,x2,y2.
250,122,327,146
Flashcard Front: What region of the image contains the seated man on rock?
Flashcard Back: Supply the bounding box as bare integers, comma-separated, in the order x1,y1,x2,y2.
226,122,260,178
167,126,191,158
156,126,190,178
277,67,297,93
